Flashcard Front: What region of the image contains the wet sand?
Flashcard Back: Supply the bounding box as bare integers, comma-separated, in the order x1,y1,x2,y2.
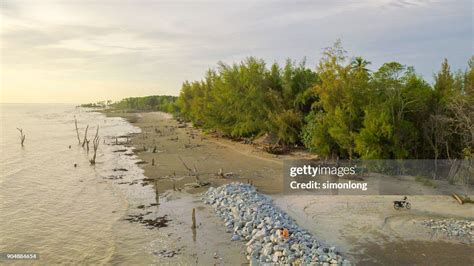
107,111,473,265
105,111,279,265
107,111,286,195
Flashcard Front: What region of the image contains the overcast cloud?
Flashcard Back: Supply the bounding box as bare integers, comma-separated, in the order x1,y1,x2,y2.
0,0,472,103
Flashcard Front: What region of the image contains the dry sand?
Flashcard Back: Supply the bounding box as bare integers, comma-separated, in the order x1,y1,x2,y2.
107,111,473,265
274,195,473,265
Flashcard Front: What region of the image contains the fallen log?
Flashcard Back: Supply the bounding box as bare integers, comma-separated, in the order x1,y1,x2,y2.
452,193,464,205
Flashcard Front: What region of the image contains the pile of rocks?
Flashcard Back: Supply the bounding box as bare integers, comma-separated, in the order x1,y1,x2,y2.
202,183,349,265
421,218,473,240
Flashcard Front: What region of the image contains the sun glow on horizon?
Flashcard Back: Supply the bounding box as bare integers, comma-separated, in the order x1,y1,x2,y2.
1,0,471,103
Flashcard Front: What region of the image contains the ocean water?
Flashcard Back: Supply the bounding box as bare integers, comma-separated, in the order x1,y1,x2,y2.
0,104,166,264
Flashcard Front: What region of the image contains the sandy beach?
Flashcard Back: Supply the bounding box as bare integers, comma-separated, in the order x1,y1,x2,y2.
3,1,472,264
106,111,473,265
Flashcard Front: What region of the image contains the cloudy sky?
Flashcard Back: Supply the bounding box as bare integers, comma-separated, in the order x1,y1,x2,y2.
0,0,472,103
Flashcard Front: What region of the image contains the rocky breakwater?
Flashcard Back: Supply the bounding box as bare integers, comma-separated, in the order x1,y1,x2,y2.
202,183,350,265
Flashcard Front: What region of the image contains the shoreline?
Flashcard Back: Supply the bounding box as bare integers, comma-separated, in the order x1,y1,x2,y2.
105,110,473,265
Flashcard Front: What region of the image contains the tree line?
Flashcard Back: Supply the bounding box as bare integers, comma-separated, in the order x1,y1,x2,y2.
176,42,473,160
111,95,179,113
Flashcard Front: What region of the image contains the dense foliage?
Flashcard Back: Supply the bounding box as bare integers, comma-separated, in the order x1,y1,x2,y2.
112,95,178,113
177,42,473,159
177,58,317,144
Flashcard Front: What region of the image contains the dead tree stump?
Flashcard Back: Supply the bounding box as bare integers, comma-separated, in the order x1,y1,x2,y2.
191,208,196,229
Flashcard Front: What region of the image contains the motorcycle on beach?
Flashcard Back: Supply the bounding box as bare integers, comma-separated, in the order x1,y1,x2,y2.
393,196,411,210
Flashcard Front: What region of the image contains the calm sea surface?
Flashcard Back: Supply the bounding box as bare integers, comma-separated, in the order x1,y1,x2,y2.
0,104,167,264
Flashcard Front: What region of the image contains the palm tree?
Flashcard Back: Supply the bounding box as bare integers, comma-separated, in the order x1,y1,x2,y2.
351,56,371,73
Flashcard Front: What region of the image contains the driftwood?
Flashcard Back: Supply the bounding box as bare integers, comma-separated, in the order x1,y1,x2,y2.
264,144,290,155
216,168,234,178
178,156,203,185
452,193,474,204
178,156,194,174
217,168,224,178
89,126,100,165
16,128,26,146
452,193,463,205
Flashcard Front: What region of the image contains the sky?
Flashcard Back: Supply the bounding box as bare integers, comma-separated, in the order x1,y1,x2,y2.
0,0,472,103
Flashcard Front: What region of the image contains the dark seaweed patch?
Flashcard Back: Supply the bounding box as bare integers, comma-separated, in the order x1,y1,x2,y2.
124,213,170,229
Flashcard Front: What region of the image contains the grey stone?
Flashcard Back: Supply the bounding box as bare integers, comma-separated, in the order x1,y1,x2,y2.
202,183,348,266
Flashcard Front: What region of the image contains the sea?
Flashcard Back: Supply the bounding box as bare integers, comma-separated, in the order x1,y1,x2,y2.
0,104,168,264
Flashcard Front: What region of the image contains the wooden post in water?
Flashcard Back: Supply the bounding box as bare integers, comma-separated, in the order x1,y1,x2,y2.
152,158,155,166
191,208,196,229
154,179,159,204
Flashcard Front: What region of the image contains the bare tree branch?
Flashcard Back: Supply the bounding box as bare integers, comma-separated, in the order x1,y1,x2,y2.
16,128,26,146
81,125,89,148
89,126,100,165
74,116,81,145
